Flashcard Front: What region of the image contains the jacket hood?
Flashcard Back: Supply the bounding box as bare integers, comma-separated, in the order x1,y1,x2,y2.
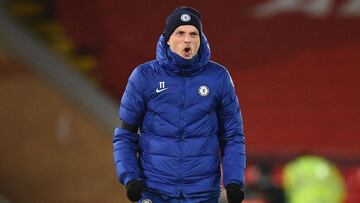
156,33,211,76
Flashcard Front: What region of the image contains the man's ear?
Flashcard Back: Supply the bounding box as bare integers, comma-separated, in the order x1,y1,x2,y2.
167,41,170,46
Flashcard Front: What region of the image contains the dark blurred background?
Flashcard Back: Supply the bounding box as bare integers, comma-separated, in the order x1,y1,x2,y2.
0,0,359,202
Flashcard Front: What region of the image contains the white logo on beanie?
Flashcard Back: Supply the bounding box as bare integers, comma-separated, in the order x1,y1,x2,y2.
180,14,191,22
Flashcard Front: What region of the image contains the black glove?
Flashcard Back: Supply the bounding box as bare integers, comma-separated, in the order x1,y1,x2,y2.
226,183,244,203
126,179,145,202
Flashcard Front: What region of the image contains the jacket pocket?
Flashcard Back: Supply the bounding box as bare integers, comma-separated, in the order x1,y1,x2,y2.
207,111,218,136
142,111,155,133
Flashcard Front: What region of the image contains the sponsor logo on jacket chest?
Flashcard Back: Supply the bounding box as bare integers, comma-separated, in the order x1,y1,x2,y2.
156,81,168,93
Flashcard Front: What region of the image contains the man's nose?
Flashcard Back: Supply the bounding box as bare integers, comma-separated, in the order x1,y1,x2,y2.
184,34,191,43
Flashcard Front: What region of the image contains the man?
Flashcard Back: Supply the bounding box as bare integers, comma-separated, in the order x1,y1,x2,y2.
113,6,246,203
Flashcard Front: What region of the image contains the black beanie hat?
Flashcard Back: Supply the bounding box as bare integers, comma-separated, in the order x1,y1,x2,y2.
163,6,203,42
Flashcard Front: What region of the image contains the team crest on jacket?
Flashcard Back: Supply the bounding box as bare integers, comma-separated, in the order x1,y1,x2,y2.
142,199,152,203
198,85,209,96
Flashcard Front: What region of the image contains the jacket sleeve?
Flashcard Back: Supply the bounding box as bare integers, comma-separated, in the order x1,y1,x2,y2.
218,69,246,188
113,67,145,186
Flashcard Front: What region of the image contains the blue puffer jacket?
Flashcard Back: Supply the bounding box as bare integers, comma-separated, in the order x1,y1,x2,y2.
113,34,246,197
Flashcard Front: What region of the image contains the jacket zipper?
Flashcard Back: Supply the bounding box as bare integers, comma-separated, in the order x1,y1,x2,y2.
179,74,185,189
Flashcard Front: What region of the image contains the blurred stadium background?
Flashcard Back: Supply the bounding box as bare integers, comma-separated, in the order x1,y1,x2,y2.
0,0,359,202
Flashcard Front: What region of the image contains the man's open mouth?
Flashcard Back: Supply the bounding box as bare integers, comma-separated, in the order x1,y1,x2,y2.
184,47,191,53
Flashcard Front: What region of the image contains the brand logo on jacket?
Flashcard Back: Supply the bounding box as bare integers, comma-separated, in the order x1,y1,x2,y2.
180,14,191,22
142,199,152,203
156,81,168,93
198,85,209,96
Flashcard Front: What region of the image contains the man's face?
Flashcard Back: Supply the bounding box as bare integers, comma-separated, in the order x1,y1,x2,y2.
167,25,200,59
